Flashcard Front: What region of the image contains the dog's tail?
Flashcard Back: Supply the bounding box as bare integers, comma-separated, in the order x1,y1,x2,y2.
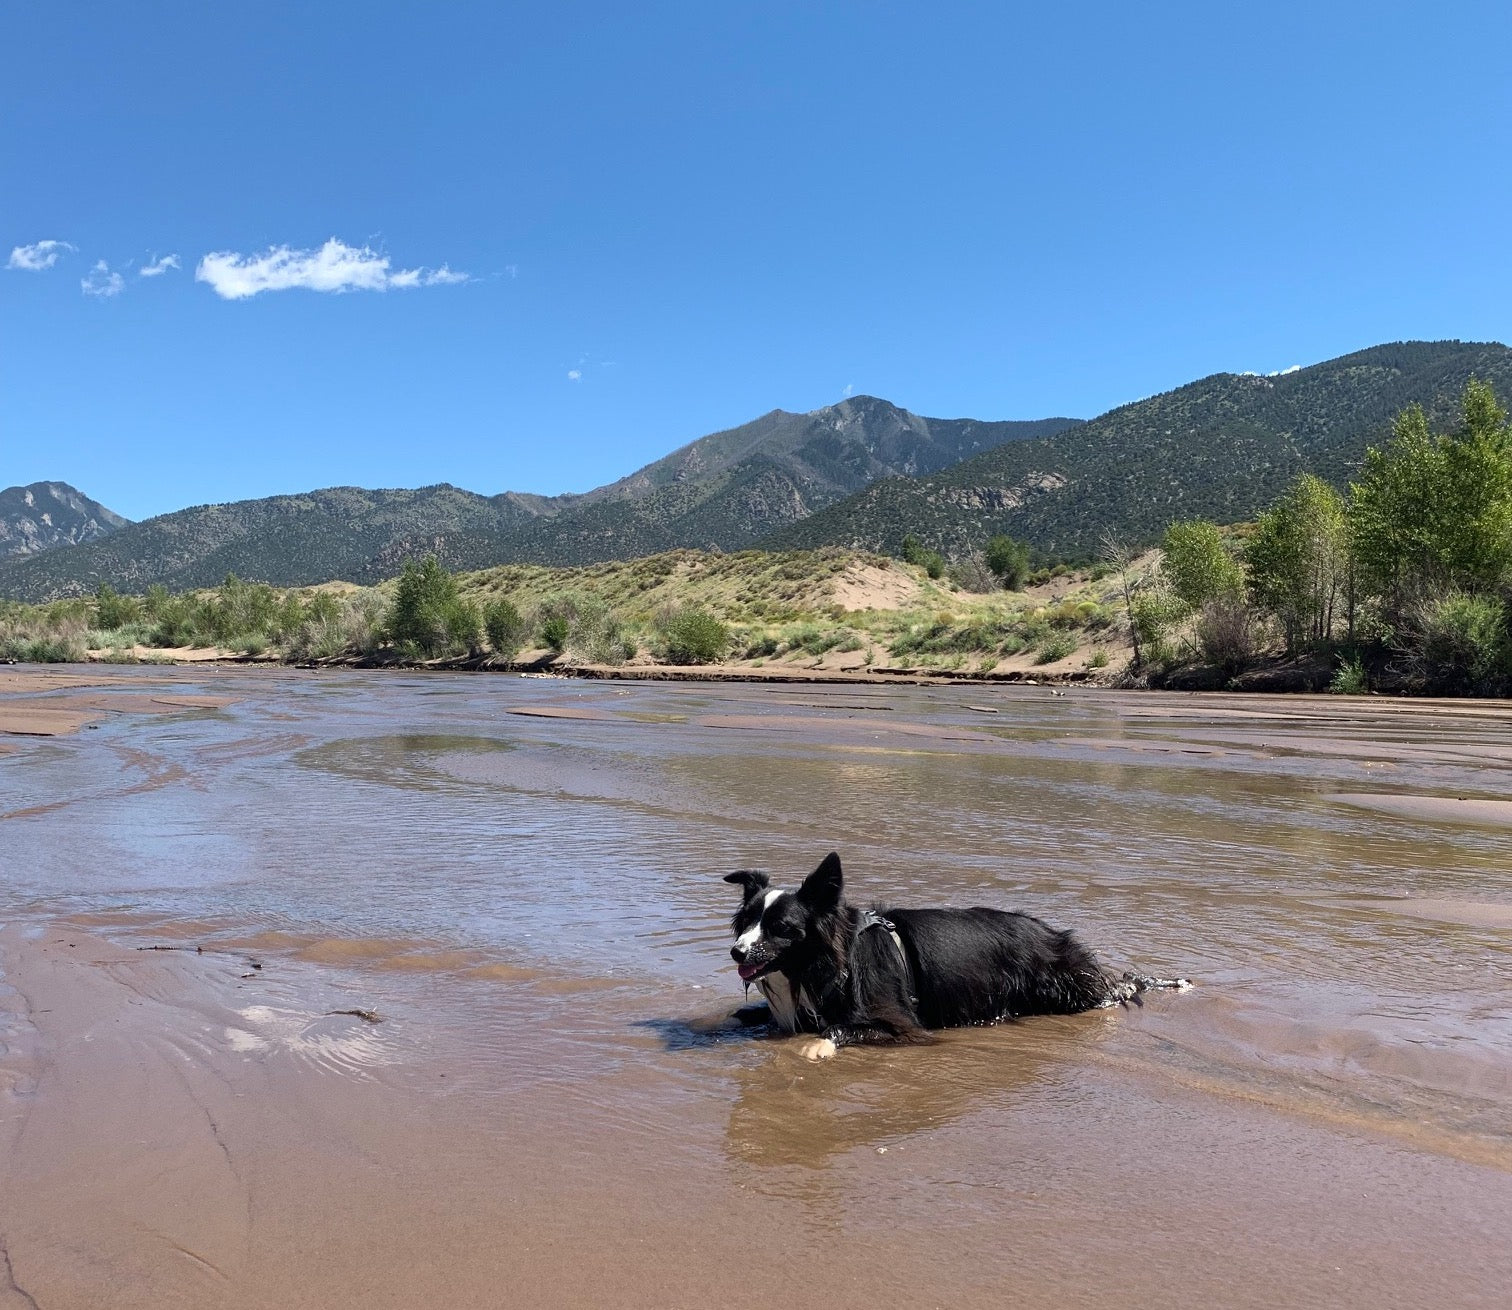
1100,971,1193,1008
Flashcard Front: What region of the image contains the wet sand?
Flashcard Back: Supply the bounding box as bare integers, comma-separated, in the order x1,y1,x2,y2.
0,668,236,737
2,667,1511,1308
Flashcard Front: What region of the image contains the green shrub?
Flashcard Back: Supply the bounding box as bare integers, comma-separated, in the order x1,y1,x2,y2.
657,607,730,664
742,632,780,659
1018,612,1051,644
1034,632,1078,664
386,557,469,658
985,535,1031,589
442,598,483,656
1128,590,1184,651
1407,592,1508,694
784,622,846,656
900,533,945,580
200,574,281,645
304,591,342,627
93,583,140,629
0,631,83,663
1330,656,1369,695
149,595,203,647
1088,647,1110,669
483,598,528,660
535,592,632,664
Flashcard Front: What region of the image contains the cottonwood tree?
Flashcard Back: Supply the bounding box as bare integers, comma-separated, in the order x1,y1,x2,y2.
1350,380,1512,604
1160,520,1244,610
1245,475,1350,651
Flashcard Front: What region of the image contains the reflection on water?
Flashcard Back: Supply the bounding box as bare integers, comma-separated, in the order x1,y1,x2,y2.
3,668,1511,1173
721,1018,1104,1174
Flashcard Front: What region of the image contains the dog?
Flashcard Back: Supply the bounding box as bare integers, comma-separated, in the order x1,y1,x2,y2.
726,852,1188,1060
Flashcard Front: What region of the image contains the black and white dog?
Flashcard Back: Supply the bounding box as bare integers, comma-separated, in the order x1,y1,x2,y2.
726,852,1188,1060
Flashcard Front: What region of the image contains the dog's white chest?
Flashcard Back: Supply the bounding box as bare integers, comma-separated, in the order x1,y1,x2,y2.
759,975,801,1032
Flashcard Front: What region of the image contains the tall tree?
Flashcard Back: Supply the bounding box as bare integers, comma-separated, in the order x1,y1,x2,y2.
1245,475,1349,650
1351,380,1512,601
1160,520,1243,611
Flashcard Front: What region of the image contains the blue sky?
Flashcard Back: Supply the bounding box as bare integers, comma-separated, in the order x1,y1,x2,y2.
5,2,1512,521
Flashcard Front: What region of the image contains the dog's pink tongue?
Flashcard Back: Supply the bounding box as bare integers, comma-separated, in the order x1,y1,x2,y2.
737,962,761,982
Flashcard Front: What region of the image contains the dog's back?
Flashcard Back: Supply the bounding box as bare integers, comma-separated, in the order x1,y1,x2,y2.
886,906,1112,1027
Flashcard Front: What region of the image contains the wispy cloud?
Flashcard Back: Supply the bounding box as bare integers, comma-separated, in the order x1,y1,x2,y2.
567,369,582,381
195,238,469,300
8,239,75,271
139,253,181,278
842,383,855,398
81,260,125,298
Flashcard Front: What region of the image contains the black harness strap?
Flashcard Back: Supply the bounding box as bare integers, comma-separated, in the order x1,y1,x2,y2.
857,908,917,1006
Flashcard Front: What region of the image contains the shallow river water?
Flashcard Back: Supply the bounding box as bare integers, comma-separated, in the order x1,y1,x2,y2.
2,668,1510,1309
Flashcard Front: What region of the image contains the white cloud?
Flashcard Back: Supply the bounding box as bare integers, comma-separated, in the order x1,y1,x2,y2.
194,238,468,300
81,260,125,298
842,383,855,398
139,253,181,277
8,239,75,271
1270,364,1301,376
567,369,582,381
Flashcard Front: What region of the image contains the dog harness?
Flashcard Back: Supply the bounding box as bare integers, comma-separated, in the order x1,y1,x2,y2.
857,908,917,1005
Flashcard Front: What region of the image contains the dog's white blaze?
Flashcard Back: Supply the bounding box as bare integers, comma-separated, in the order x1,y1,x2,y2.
734,888,787,953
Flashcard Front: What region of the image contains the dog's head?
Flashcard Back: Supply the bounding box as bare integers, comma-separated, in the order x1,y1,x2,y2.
724,852,845,983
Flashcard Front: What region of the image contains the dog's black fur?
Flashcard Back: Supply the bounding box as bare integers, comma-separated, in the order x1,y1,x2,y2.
726,853,1186,1049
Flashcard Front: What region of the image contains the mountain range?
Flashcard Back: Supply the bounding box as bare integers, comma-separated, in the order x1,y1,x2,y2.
3,339,1508,601
770,339,1512,560
0,401,1075,599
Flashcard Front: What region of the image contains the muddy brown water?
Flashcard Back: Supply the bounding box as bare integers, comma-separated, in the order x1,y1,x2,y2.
1,667,1510,1309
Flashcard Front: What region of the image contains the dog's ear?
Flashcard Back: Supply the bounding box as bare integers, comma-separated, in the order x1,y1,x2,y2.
797,852,843,910
723,870,770,902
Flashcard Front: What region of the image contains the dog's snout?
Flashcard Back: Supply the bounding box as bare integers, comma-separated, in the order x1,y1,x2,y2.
730,944,746,963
